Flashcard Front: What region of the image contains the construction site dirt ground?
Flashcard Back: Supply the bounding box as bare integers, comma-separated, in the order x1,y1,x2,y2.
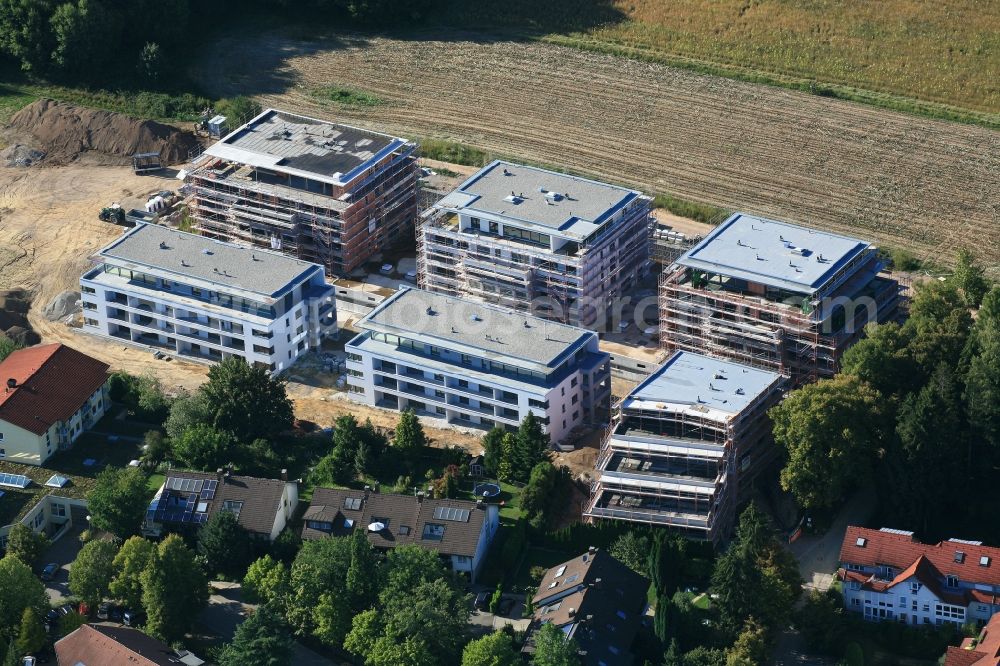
0,158,613,476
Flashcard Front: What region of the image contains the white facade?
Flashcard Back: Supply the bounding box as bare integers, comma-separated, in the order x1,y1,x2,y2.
839,528,1000,628
452,504,499,582
81,224,336,374
346,288,611,443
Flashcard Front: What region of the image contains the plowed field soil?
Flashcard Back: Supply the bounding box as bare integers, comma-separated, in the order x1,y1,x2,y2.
195,31,1000,273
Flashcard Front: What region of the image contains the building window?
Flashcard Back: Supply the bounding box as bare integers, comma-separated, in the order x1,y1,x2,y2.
910,582,920,593
946,576,959,588
82,301,97,310
0,448,4,457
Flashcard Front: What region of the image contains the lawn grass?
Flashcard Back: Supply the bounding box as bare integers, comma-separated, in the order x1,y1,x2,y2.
451,0,1000,128
147,473,165,493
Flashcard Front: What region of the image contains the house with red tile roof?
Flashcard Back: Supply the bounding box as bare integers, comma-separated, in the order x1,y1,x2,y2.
0,343,110,466
55,623,204,666
838,526,1000,628
944,612,1000,665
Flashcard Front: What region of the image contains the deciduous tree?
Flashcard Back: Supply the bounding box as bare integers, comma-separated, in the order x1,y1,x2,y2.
5,524,48,567
87,466,149,538
69,539,117,608
461,630,520,666
141,535,208,641
243,555,289,605
110,536,155,611
771,375,883,510
532,621,579,666
200,357,293,443
172,423,239,471
0,555,47,641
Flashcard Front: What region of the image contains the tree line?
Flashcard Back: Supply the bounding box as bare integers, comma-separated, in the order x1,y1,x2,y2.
772,250,1000,541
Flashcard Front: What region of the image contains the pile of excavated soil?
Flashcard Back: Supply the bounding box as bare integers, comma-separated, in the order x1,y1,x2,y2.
10,99,200,164
0,289,40,346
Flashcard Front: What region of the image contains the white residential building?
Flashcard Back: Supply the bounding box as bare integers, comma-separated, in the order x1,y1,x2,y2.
345,287,611,444
418,160,652,329
839,526,1000,628
81,223,336,374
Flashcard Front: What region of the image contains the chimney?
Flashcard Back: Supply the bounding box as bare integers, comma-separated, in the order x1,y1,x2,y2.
417,491,424,503
587,546,596,554
6,378,16,390
280,468,288,482
568,608,576,617
364,484,371,500
216,467,224,483
476,499,484,509
593,577,603,590
373,482,379,494
224,467,231,482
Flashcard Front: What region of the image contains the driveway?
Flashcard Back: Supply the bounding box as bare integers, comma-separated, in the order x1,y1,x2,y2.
772,629,838,666
786,486,876,592
40,518,88,604
198,581,340,666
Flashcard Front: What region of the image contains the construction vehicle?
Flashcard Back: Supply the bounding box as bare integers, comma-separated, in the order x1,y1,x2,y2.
98,203,129,226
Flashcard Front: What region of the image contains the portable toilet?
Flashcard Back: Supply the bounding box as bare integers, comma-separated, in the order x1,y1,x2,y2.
207,115,228,138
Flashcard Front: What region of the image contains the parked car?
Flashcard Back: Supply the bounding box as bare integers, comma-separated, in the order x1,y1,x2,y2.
97,602,111,620
379,263,394,275
122,609,144,627
39,563,59,582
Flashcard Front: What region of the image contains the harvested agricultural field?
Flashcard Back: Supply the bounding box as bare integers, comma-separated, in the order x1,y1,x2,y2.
457,0,1000,118
196,32,1000,273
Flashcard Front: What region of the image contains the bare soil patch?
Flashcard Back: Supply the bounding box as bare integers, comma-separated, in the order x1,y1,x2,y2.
11,99,200,164
195,31,1000,273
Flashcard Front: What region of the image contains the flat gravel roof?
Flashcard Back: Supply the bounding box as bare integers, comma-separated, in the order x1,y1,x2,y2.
361,287,591,367
677,213,871,294
98,223,320,297
627,351,783,416
449,160,641,239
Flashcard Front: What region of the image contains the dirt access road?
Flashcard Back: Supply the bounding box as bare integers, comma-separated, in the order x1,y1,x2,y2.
194,30,1000,273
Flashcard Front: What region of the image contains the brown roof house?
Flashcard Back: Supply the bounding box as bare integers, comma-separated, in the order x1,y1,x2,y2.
525,547,650,666
144,469,298,541
838,526,1000,627
55,623,204,666
945,612,1000,666
0,343,111,465
302,487,499,582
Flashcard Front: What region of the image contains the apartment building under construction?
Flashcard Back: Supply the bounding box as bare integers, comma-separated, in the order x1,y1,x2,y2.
584,351,786,542
660,213,900,385
186,109,418,276
418,161,652,329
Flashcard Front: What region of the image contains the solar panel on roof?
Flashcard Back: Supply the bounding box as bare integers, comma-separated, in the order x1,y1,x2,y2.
433,506,471,522
0,473,30,489
200,480,218,500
